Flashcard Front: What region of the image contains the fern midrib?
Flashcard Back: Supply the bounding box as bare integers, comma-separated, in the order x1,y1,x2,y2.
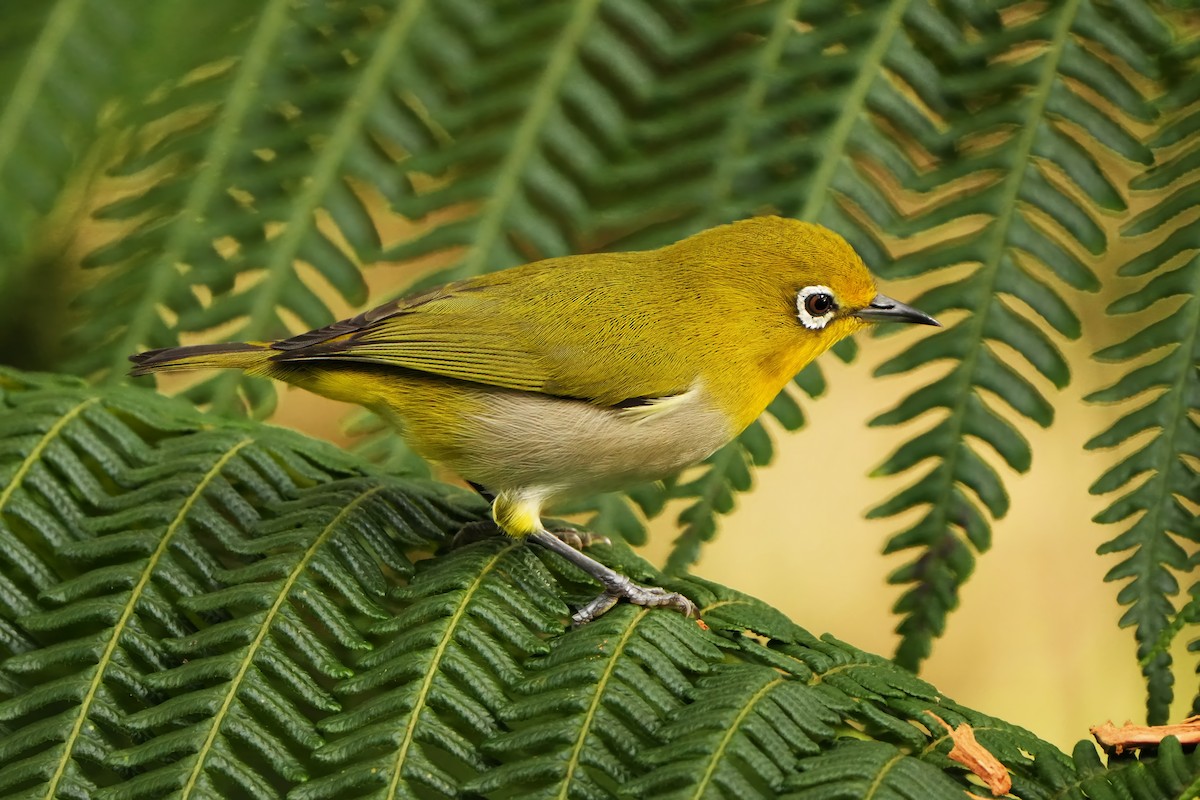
181,482,384,797
699,0,799,227
0,397,97,513
0,0,85,176
1129,288,1200,672
921,0,1080,545
798,0,909,222
386,544,515,796
453,0,600,279
104,0,292,381
210,0,427,413
46,437,253,800
689,676,785,800
558,608,647,799
864,751,905,799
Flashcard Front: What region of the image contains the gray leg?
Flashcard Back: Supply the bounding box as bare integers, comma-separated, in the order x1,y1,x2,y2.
530,531,698,625
453,521,609,551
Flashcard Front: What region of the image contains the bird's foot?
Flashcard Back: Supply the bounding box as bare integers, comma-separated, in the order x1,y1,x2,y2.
572,577,698,626
453,520,607,552
529,530,697,626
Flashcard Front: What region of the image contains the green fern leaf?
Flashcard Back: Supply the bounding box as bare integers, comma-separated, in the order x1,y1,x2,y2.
292,541,565,800
626,664,840,799
1086,48,1200,725
1072,735,1200,800
467,606,721,799
0,0,137,265
384,0,636,282
77,0,463,414
783,739,966,799
99,480,457,800
869,0,1166,671
6,365,1179,798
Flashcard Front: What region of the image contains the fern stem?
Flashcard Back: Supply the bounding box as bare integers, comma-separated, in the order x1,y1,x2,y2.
0,0,85,176
103,0,294,383
700,0,800,228
864,750,905,797
558,608,647,799
0,397,96,513
385,543,516,797
891,0,1080,667
1130,289,1200,684
47,436,253,800
798,0,909,222
210,0,428,414
925,0,1079,554
453,0,600,278
690,676,785,799
181,481,384,797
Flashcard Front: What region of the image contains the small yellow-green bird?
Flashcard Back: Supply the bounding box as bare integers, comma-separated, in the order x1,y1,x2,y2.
131,216,938,623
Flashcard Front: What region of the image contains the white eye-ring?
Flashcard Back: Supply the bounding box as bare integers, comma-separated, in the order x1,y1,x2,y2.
796,285,838,330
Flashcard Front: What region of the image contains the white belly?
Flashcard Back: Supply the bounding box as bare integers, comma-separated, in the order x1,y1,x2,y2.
456,382,732,505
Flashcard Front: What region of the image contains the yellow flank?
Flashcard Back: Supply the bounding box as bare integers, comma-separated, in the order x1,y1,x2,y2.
130,216,937,542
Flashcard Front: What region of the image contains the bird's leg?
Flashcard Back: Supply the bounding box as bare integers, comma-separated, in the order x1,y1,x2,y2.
457,482,608,551
530,530,698,625
452,520,609,551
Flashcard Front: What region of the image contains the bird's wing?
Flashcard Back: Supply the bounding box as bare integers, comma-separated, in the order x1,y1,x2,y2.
268,269,703,406
269,281,553,394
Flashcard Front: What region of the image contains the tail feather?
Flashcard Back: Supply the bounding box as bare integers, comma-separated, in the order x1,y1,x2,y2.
129,342,271,376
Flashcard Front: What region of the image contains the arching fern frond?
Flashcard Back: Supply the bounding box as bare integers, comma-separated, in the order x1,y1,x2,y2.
0,369,389,799
101,480,460,800
626,664,840,799
1072,735,1200,800
784,739,966,799
77,0,466,415
868,0,1165,671
0,366,1193,798
0,0,139,263
294,541,564,800
1085,44,1200,725
468,606,720,798
384,0,666,286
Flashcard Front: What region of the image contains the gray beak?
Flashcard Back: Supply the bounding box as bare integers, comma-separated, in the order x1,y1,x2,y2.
852,293,940,327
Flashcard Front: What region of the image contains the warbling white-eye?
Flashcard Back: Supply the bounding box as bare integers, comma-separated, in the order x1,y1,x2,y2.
131,216,939,623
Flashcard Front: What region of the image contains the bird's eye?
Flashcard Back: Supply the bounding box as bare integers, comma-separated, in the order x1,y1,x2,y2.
805,293,835,316
796,285,838,330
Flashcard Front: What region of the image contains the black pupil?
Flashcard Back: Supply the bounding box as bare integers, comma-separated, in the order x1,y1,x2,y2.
805,293,834,315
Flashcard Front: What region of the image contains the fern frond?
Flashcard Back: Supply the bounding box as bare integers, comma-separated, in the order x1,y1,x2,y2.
1071,735,1200,800
7,365,1177,798
77,0,463,414
0,368,402,799
468,605,720,799
0,0,138,263
293,541,564,800
384,0,662,285
627,664,839,800
784,739,966,799
868,0,1166,670
1086,47,1200,724
101,480,456,800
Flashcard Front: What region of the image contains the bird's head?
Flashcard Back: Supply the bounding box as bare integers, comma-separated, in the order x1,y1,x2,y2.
666,216,939,427
677,215,939,349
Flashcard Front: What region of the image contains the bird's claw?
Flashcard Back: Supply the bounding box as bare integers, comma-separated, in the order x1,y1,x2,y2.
571,575,698,626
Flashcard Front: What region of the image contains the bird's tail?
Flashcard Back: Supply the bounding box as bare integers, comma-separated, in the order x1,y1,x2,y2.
129,342,273,376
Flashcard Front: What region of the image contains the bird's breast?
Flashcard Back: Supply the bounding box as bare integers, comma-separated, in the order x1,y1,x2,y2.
453,382,733,502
